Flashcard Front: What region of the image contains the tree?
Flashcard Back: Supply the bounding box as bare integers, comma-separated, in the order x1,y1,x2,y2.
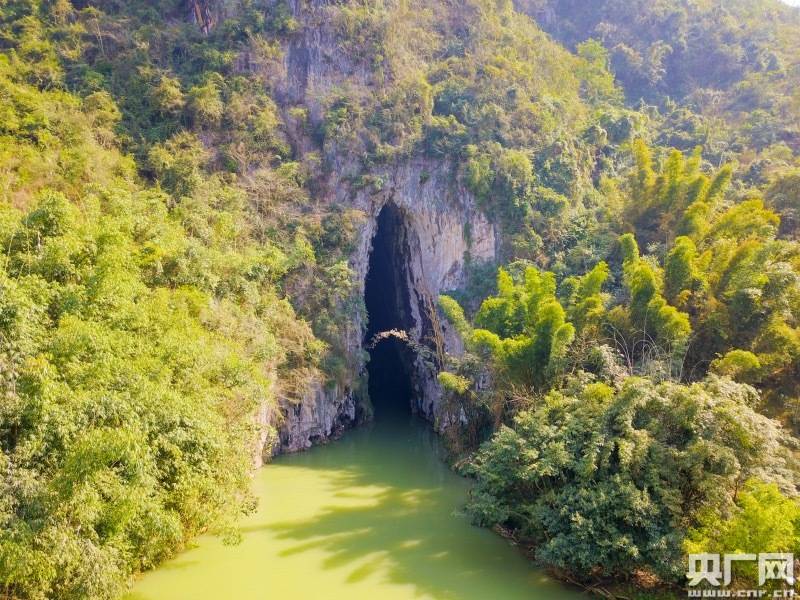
463,266,575,390
611,233,692,375
686,481,800,587
466,376,796,584
625,142,734,247
766,170,800,239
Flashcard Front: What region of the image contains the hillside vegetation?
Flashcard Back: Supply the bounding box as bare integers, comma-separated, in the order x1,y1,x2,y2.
0,0,799,598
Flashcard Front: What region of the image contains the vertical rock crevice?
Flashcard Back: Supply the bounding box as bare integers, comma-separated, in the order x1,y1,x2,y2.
364,203,420,416
187,0,217,34
265,163,498,456
362,198,471,424
364,203,416,345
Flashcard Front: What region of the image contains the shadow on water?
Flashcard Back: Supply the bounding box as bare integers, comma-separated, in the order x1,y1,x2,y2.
249,410,580,600
126,201,583,599
126,361,581,600
250,198,584,596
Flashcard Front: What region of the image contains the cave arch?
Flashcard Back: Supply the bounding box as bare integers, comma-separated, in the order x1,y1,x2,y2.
364,203,418,417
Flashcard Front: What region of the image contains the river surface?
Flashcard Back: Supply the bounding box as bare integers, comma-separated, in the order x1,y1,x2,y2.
126,405,582,600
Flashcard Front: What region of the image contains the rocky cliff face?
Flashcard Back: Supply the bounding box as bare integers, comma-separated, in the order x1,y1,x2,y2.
256,160,496,462
254,0,498,460
349,160,495,424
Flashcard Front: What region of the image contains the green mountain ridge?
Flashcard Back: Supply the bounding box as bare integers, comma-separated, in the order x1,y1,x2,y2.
0,1,799,598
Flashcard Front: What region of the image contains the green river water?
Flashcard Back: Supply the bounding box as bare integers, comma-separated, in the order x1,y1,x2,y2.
126,404,583,600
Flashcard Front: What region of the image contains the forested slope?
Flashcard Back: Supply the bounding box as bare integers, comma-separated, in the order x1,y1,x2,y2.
519,0,800,159
0,0,798,598
0,2,327,596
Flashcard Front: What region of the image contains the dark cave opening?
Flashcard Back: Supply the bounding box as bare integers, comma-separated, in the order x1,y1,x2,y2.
364,204,416,418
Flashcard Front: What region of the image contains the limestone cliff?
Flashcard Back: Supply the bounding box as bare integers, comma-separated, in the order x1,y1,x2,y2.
254,0,498,459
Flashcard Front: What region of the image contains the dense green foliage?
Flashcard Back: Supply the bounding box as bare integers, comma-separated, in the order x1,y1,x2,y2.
686,480,800,588
466,377,794,582
462,266,576,391
0,187,291,598
440,145,800,588
1,0,799,597
521,0,800,158
0,2,325,597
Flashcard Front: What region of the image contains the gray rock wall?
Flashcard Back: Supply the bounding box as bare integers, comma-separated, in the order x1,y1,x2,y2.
255,1,497,458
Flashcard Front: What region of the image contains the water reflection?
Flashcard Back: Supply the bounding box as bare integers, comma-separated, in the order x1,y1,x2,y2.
126,413,582,600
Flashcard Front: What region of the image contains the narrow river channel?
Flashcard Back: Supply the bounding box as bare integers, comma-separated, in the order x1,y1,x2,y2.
125,398,583,600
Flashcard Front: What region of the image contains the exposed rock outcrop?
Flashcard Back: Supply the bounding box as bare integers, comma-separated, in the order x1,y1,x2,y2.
275,383,356,455
348,159,495,425
256,1,498,456
258,158,496,457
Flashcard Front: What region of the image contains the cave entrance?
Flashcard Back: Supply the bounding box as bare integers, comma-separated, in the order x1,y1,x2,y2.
364,203,416,419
